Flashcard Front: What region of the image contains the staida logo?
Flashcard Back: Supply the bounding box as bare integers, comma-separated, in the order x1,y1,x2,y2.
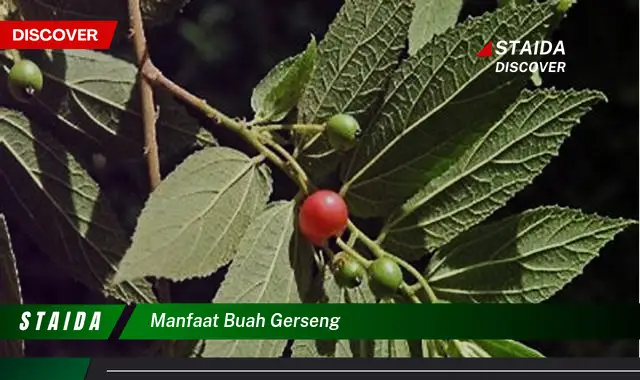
477,40,566,74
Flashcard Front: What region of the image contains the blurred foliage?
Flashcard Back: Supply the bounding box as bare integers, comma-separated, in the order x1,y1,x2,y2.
12,0,638,357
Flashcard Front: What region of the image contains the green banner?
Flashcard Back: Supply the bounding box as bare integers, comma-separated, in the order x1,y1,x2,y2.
1,359,90,380
0,304,636,341
120,303,639,340
0,305,124,340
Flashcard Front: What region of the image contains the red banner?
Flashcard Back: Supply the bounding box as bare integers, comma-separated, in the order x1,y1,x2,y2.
0,21,117,50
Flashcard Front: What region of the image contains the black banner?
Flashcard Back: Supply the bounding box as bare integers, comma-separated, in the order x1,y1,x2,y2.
86,358,640,380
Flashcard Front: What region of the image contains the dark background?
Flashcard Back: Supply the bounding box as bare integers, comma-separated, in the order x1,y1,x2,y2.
9,0,639,357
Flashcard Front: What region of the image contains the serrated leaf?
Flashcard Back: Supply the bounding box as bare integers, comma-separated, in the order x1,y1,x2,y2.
295,0,413,181
251,37,318,123
0,108,155,303
381,89,606,259
0,214,23,357
473,340,544,357
17,0,190,38
426,206,636,303
114,147,271,283
408,0,462,56
31,50,214,160
341,2,559,218
202,201,316,357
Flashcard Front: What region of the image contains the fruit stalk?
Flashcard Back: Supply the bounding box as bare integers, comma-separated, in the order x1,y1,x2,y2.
348,220,438,303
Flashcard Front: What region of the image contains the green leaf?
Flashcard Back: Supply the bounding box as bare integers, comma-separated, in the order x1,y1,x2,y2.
31,50,214,160
375,339,412,358
408,0,462,56
344,286,377,358
448,340,542,358
0,215,21,305
17,0,190,38
251,37,318,123
202,201,316,357
422,340,443,358
114,147,272,283
0,214,23,357
291,271,353,358
291,337,352,358
174,339,204,358
292,270,380,358
426,206,636,303
473,340,544,357
497,0,545,88
446,341,491,357
295,0,413,181
498,0,532,8
0,108,155,303
381,89,606,259
341,2,558,218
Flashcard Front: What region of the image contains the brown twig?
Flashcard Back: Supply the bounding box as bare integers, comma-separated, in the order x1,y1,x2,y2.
128,0,161,189
127,0,172,357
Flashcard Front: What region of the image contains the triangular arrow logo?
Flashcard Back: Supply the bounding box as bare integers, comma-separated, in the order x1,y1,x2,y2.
477,41,493,57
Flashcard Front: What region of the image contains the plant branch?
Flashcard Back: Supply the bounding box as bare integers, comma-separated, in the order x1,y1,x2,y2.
253,123,325,134
262,139,311,194
140,63,315,194
127,0,172,357
128,0,161,190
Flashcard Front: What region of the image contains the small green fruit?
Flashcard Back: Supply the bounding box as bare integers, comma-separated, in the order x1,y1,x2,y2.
368,257,403,299
334,257,365,288
8,59,43,103
325,113,361,151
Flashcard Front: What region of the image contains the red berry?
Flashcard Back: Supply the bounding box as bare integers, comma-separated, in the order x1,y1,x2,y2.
299,190,348,246
304,230,327,247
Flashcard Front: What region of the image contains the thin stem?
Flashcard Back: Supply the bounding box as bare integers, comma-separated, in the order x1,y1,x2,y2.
322,245,337,263
128,0,161,189
253,124,325,134
399,283,421,304
263,139,311,194
336,238,371,268
128,0,172,358
347,220,438,303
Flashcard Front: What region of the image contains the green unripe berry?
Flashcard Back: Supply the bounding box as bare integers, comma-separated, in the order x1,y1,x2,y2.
368,257,403,299
325,113,361,152
334,257,365,288
8,59,43,103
